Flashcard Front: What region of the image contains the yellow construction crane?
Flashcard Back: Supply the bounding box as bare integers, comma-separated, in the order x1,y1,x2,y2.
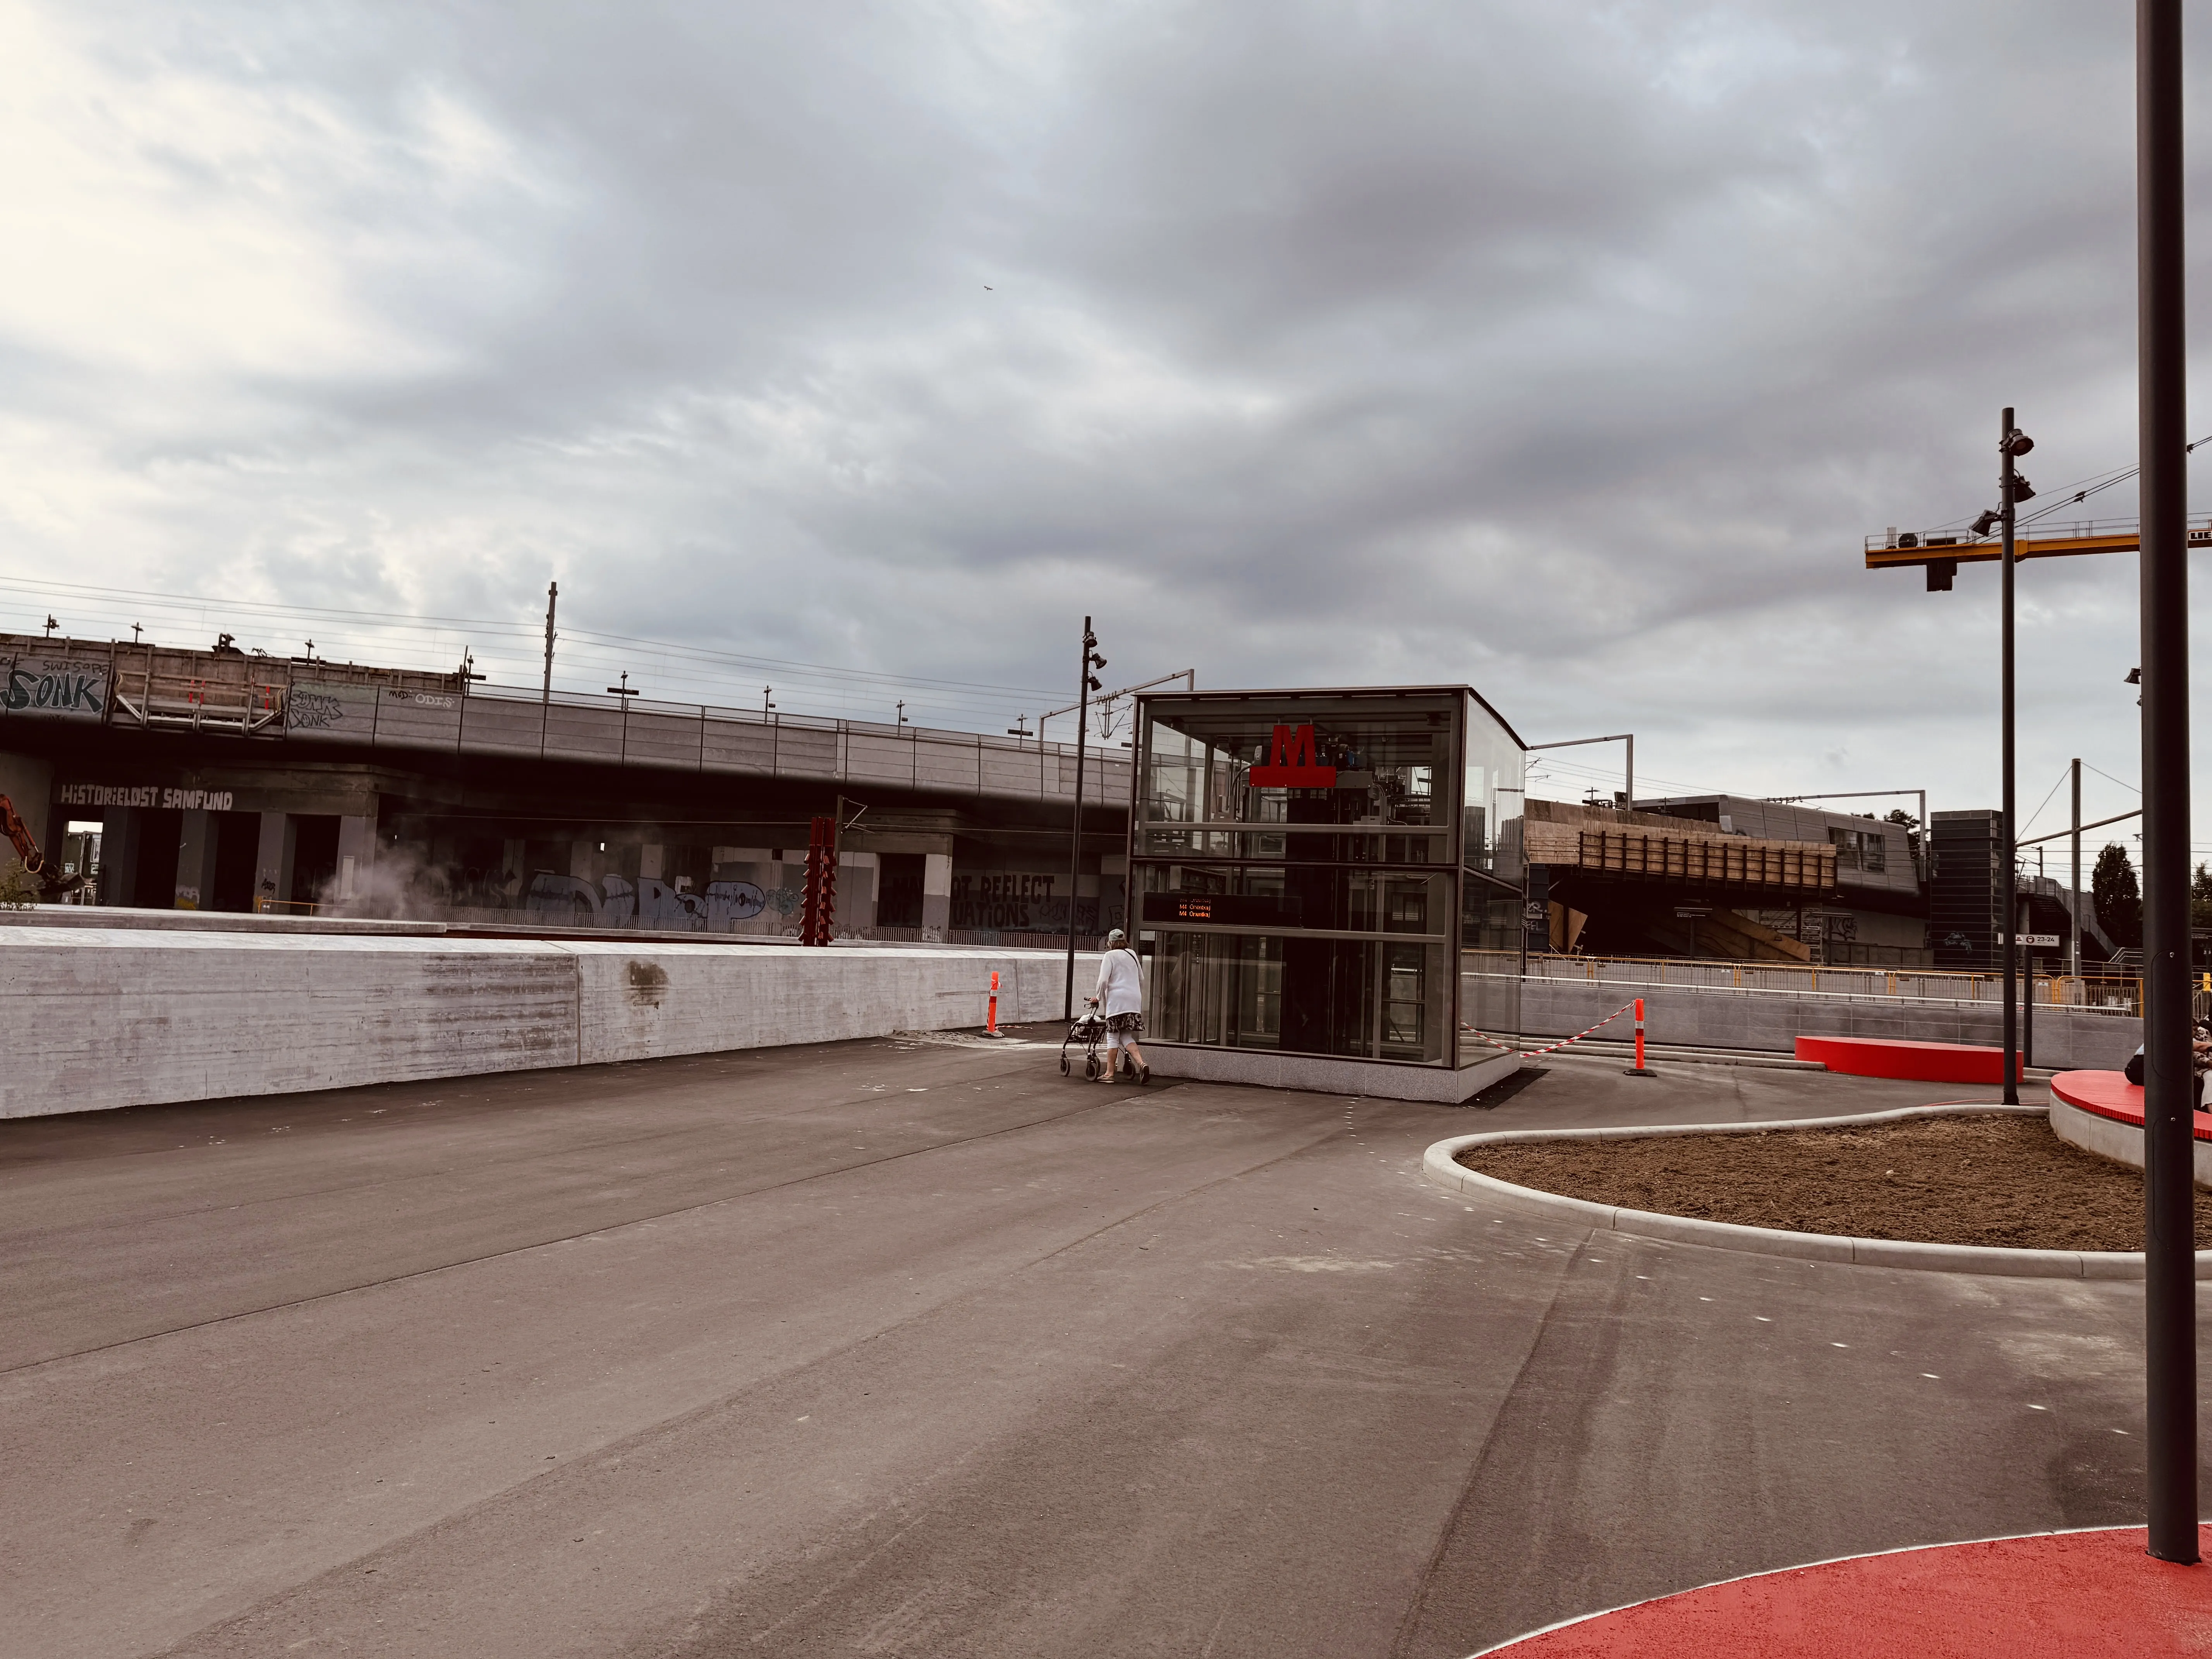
1865,512,2212,586
1867,434,2212,588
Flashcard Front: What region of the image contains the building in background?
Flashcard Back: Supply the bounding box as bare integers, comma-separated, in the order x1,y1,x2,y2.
0,630,1133,946
1927,809,2118,972
1635,794,1928,965
1520,797,1876,965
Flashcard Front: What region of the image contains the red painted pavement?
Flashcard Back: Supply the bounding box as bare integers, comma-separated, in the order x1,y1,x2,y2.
2049,1069,2212,1142
1793,1034,2024,1084
1479,1526,2212,1657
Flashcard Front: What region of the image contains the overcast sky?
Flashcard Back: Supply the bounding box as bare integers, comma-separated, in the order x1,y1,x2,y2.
4,2,2210,854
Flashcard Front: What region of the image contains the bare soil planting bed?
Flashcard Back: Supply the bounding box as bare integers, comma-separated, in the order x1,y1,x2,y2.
1461,1114,2212,1252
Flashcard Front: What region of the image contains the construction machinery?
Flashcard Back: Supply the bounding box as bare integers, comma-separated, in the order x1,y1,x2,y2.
0,794,84,899
1868,513,2212,588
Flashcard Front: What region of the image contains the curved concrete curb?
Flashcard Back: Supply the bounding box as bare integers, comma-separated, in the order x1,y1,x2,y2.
2045,1080,2212,1187
1423,1102,2212,1279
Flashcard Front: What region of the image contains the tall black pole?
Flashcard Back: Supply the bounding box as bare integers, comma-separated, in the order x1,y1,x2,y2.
1999,408,2020,1106
1063,615,1093,1020
2138,0,2198,1566
2070,758,2082,980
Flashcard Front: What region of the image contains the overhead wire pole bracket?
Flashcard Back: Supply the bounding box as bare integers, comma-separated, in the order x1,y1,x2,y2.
1039,669,1196,746
1525,733,1634,810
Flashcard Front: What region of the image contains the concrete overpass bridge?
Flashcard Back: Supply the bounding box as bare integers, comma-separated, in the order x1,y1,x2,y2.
0,631,1133,942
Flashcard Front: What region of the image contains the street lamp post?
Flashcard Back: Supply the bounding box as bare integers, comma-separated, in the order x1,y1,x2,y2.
1062,618,1105,1019
1968,414,2036,1102
1999,409,2030,1107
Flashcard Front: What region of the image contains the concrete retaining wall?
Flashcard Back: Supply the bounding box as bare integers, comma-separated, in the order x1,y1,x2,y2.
1,929,1099,1119
1509,975,2140,1072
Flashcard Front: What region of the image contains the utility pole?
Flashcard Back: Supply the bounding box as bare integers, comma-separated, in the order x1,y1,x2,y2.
2138,0,2197,1565
541,582,558,703
2069,758,2082,979
1063,617,1105,1018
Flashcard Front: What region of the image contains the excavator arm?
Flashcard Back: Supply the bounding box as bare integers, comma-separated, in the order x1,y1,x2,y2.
0,794,84,898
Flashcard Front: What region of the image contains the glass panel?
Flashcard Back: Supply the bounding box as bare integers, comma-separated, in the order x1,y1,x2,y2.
1139,865,1445,936
1147,930,1283,1049
1381,943,1449,1061
1140,694,1462,841
1139,824,1446,862
1463,692,1525,882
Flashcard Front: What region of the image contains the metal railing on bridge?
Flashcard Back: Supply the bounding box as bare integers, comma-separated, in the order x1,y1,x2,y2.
1,634,1132,811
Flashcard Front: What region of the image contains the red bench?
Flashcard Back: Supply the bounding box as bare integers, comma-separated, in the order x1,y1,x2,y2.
2047,1070,2212,1141
1793,1035,2024,1084
2047,1070,2212,1187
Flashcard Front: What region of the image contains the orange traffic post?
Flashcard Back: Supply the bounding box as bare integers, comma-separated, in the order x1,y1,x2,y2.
1626,996,1656,1077
988,970,1000,1036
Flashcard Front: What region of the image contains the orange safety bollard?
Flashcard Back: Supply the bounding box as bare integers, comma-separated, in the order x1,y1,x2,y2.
988,970,1000,1036
1626,996,1656,1077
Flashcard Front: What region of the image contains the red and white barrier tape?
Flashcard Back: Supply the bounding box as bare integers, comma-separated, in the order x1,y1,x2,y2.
1462,1001,1637,1059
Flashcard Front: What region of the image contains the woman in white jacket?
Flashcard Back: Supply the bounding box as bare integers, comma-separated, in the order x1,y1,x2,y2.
1089,928,1149,1083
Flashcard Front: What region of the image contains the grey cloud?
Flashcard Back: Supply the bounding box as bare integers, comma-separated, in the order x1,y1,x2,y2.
6,1,2211,819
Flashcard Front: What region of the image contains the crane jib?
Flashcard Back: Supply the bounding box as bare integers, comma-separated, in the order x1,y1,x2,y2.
1864,524,2212,569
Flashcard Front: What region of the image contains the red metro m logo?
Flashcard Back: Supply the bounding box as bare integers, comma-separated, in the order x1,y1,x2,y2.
1249,723,1336,787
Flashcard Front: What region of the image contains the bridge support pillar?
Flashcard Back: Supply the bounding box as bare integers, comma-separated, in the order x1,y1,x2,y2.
921,852,952,940
335,815,377,904
174,811,217,910
254,813,294,910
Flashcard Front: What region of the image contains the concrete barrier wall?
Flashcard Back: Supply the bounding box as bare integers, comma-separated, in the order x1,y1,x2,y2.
1,930,1099,1120
1510,976,2140,1071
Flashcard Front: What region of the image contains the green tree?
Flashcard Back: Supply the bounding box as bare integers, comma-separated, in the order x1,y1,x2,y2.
2093,842,2142,948
1884,807,1920,857
2193,863,2212,932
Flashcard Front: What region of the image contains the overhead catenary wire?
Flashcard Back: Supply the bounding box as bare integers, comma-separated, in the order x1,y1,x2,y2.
0,577,1056,699
0,575,1070,731
1916,433,2212,538
2016,764,2073,840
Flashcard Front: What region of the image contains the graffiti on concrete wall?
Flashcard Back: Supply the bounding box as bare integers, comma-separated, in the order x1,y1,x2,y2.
950,871,1060,931
525,872,768,931
949,870,1123,935
2,656,108,719
286,690,349,731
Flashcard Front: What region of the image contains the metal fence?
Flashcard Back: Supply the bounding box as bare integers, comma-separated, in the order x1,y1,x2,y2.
1466,950,2144,1014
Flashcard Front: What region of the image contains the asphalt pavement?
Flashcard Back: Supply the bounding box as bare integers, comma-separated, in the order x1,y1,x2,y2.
0,1034,2191,1658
